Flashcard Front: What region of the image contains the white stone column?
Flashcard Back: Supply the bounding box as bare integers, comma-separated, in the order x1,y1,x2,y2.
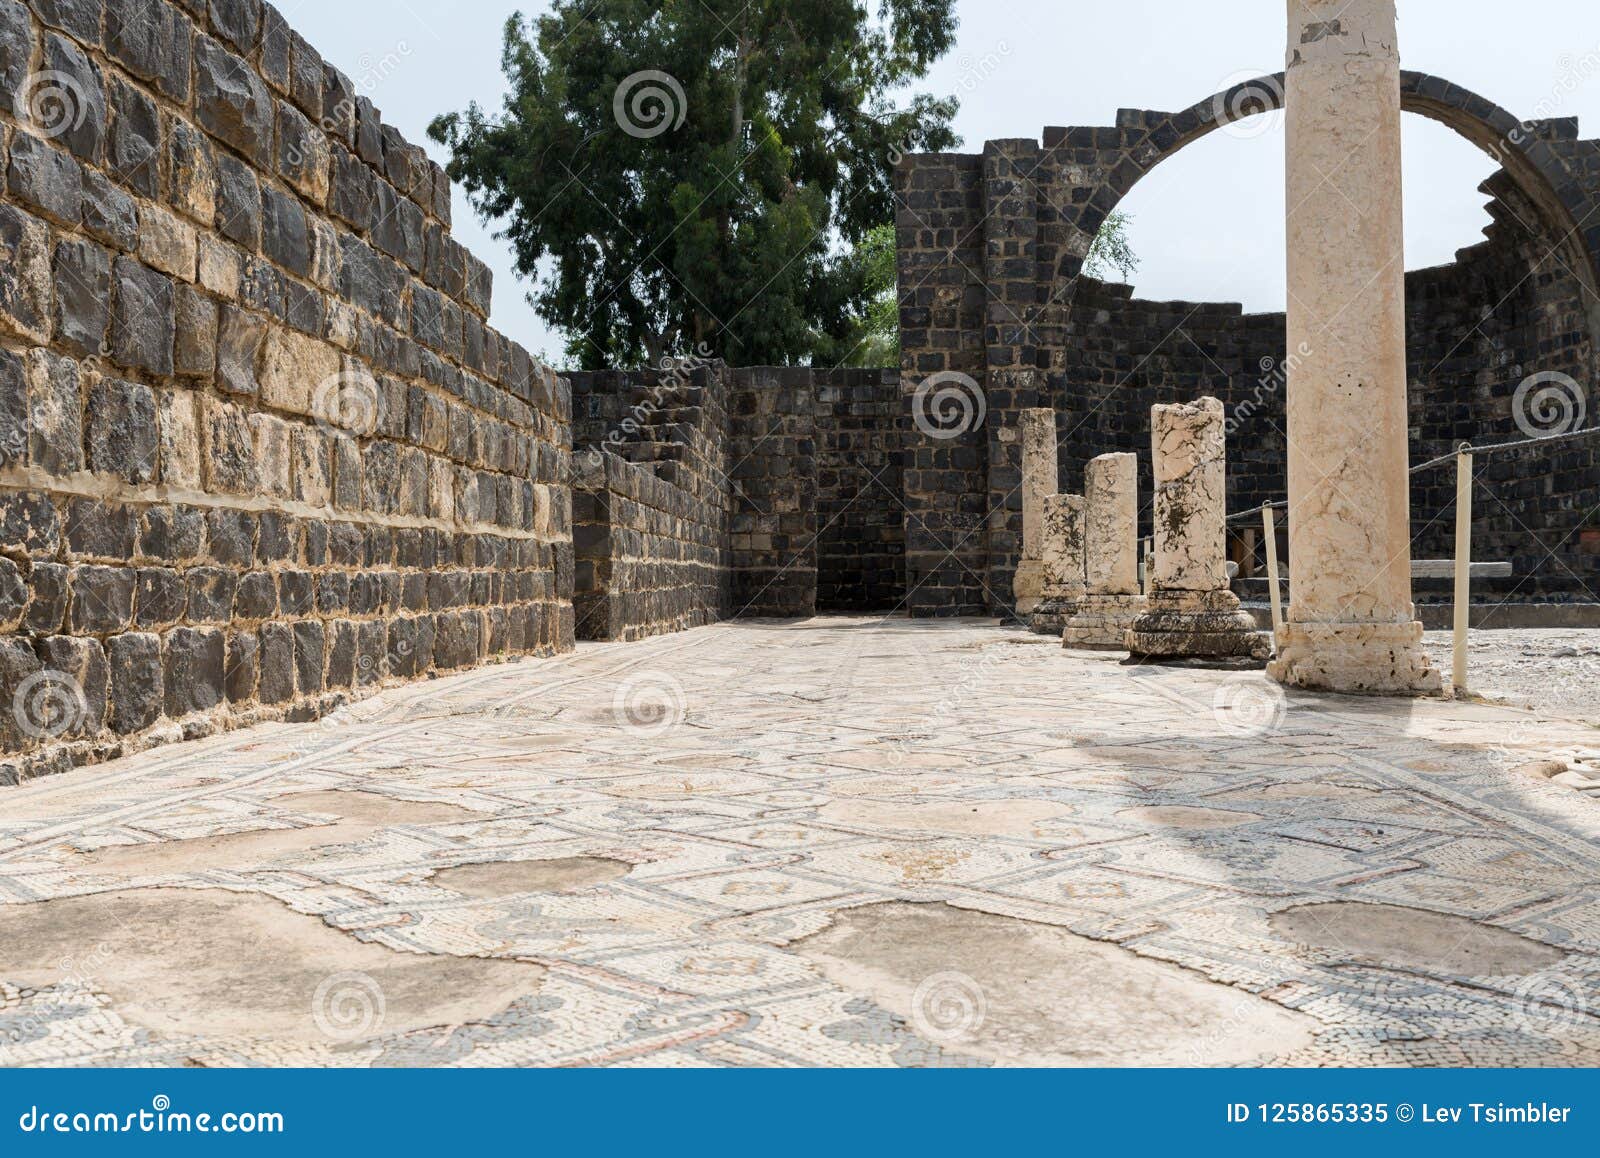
1269,0,1439,695
1061,453,1145,649
1032,493,1086,634
1128,398,1268,660
1013,408,1058,616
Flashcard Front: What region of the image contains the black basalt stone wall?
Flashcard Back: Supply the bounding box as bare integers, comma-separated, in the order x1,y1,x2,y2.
0,0,574,784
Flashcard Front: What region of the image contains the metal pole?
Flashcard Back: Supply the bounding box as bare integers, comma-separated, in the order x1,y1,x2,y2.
1452,444,1473,695
1263,504,1284,646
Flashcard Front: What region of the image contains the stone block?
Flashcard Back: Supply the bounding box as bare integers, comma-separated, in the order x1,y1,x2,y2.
110,257,175,376
291,618,324,695
258,325,338,415
52,234,111,358
184,566,236,622
163,625,225,716
134,566,185,628
85,376,158,483
25,562,69,634
214,149,261,248
290,423,330,507
174,284,218,378
6,130,83,226
0,637,45,753
249,411,292,498
137,203,198,280
25,347,83,476
276,98,329,204
166,116,217,224
225,628,259,702
106,74,159,196
82,169,138,249
39,32,107,163
107,631,162,733
199,393,255,494
106,0,191,102
67,564,134,633
194,33,272,166
257,620,294,703
0,202,53,343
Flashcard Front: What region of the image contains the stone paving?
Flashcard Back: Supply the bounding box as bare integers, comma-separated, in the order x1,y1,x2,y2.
2,616,1599,1067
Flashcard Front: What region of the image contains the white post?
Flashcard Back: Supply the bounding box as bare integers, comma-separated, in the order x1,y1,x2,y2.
1263,504,1284,644
1452,445,1473,694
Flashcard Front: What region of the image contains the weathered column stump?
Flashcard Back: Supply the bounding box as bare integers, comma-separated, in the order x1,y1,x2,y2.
1128,398,1270,662
1061,453,1146,649
1012,408,1058,617
1032,493,1086,635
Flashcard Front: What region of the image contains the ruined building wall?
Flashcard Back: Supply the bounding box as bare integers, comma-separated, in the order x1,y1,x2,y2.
896,84,1600,610
572,451,723,642
0,0,573,783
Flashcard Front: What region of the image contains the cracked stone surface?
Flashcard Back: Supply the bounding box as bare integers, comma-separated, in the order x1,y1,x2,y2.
2,616,1599,1067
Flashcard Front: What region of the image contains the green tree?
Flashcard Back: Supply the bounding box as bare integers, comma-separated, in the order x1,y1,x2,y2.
430,1,960,370
1084,211,1139,283
813,222,899,367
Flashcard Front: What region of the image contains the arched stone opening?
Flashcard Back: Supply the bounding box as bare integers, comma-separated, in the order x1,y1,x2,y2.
894,73,1600,616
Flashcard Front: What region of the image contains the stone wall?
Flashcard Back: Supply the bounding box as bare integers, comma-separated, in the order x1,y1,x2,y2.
571,364,908,620
571,451,723,641
0,0,573,783
896,81,1600,609
814,368,904,611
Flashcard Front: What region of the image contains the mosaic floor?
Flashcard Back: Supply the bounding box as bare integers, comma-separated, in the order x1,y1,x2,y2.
3,617,1599,1068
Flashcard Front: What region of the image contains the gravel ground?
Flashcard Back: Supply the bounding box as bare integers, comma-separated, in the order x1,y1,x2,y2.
1424,628,1600,726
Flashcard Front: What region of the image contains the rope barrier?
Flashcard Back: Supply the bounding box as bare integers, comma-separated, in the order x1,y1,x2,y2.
1225,424,1600,523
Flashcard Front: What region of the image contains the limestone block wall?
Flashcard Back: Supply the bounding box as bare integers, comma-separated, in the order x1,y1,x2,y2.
0,0,573,783
572,451,724,642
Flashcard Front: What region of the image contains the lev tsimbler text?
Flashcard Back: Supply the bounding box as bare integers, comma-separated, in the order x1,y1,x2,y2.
1225,1103,1574,1126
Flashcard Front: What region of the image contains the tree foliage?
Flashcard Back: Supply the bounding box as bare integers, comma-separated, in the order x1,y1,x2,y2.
813,222,899,367
430,1,960,369
1084,211,1140,283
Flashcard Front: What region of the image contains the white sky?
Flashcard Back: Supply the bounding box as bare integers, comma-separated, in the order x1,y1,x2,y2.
282,0,1600,358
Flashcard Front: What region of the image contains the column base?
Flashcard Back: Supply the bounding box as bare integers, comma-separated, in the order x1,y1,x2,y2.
1013,560,1045,617
1267,620,1444,696
1030,595,1081,636
1061,593,1146,650
1127,589,1271,661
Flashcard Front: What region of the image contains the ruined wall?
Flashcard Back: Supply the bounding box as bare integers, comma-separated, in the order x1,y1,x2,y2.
572,451,723,641
0,0,573,783
813,368,904,611
896,86,1600,608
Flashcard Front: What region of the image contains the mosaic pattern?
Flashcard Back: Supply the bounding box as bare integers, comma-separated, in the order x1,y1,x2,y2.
2,618,1599,1067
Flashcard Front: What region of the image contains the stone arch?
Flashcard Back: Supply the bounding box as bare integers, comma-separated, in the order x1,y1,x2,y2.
1052,71,1600,322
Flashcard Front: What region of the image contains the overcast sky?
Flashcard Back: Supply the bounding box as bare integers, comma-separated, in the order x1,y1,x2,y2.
279,1,1600,362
